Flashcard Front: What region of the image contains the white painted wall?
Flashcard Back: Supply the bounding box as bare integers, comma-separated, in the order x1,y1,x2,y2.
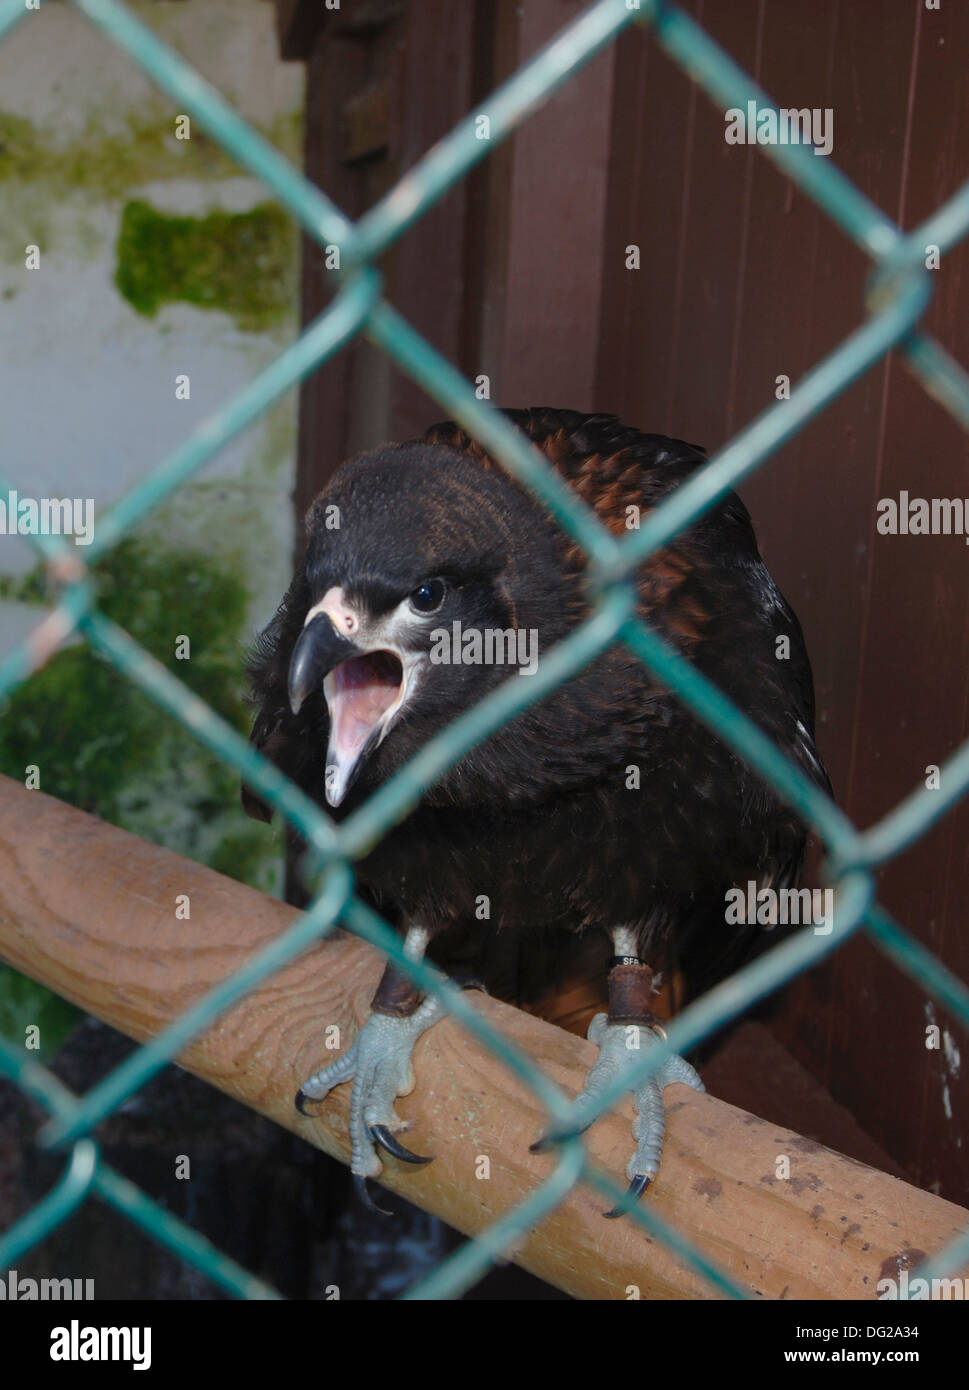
0,1,308,889
0,0,304,620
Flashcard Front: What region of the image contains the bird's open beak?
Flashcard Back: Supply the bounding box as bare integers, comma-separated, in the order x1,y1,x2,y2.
288,614,359,717
322,648,407,807
288,614,411,809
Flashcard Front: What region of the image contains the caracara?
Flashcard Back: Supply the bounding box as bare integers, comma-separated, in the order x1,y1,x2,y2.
243,407,829,1215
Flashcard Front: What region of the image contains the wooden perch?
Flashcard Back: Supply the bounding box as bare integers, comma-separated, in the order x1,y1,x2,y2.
0,773,966,1300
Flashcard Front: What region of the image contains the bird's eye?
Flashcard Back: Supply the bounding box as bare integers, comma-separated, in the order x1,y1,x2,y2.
409,578,446,615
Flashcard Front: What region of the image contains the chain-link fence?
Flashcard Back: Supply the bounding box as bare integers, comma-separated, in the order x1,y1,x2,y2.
1,0,968,1301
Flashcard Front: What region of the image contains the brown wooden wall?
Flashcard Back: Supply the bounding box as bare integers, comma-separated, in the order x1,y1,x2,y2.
278,0,969,1205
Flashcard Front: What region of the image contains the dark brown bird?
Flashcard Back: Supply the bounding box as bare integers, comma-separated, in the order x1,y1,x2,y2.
243,407,829,1215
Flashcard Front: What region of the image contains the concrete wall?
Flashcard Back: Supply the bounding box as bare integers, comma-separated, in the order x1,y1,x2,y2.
0,1,305,897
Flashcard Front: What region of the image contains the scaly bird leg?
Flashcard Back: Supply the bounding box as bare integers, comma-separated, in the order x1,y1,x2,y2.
296,925,443,1214
533,926,704,1218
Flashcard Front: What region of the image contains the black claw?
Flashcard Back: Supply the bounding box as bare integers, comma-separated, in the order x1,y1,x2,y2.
530,1114,594,1154
369,1124,434,1166
603,1174,651,1219
295,1088,319,1116
353,1173,394,1216
452,974,489,994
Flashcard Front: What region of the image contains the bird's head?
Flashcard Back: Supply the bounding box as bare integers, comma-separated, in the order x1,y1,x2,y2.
270,441,577,811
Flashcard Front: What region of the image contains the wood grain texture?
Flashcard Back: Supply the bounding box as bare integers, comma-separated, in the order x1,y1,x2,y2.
0,774,966,1300
588,0,969,1204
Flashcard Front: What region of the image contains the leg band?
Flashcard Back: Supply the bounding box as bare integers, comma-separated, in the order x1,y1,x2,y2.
371,961,423,1017
607,961,660,1027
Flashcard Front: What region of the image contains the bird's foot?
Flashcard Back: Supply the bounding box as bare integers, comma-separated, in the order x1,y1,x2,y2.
533,1011,704,1219
296,997,444,1214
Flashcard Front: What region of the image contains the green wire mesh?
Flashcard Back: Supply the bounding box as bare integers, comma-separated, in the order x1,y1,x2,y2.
1,0,968,1301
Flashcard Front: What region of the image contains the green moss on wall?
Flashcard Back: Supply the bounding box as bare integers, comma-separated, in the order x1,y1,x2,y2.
0,108,303,195
0,533,279,889
0,75,301,1050
0,111,41,182
0,25,302,1050
0,533,286,1056
0,530,283,1050
114,198,295,330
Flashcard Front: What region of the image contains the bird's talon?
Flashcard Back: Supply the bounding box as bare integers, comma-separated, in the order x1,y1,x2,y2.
453,975,489,994
530,1112,592,1154
353,1173,394,1216
294,1087,319,1116
296,1000,445,1194
369,1124,434,1165
603,1173,651,1219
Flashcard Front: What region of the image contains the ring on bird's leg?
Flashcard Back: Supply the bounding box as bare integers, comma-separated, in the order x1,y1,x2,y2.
597,956,704,1217
371,958,425,1017
530,958,704,1218
605,957,660,1027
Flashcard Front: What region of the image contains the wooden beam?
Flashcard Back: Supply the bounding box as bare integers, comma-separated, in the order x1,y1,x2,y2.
0,774,966,1300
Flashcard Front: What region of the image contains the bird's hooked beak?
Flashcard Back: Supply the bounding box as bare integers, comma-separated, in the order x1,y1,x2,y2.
288,590,414,809
288,613,358,717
